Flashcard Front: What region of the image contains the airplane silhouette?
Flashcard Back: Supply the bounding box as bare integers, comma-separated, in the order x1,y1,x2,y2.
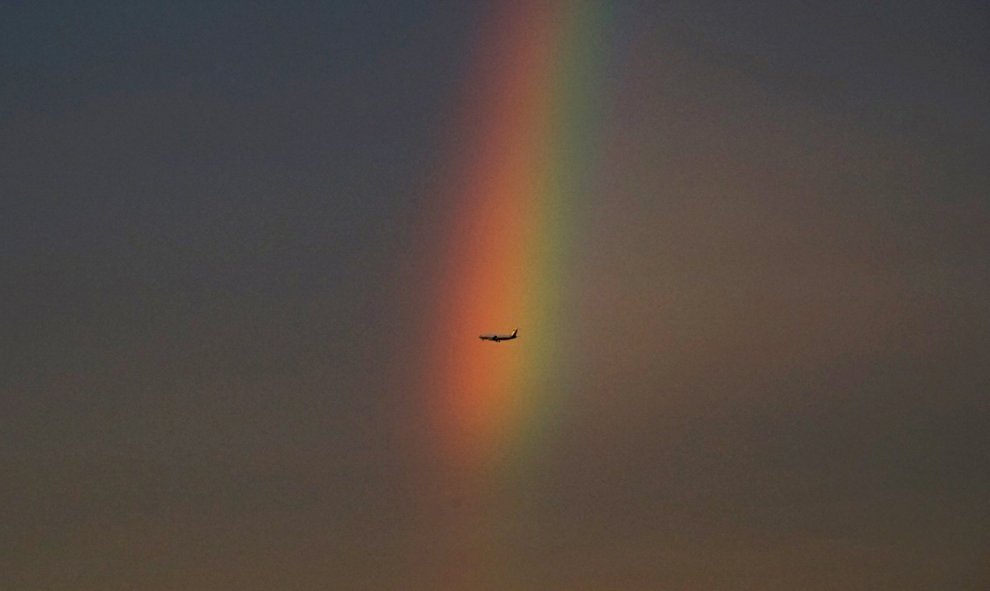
479,328,518,343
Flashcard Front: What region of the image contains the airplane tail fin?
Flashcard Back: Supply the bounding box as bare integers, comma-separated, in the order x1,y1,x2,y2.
511,328,518,337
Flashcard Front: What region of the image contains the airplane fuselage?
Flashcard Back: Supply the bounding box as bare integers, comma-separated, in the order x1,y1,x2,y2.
479,328,518,342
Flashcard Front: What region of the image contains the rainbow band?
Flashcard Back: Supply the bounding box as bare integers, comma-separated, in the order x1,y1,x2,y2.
426,0,613,472
418,2,615,584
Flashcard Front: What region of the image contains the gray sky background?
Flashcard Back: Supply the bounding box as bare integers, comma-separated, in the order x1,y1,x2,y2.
2,1,988,589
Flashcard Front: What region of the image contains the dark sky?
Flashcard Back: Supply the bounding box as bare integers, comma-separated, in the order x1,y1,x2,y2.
2,1,988,589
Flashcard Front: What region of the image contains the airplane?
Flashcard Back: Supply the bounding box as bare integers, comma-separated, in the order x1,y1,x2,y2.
479,328,518,343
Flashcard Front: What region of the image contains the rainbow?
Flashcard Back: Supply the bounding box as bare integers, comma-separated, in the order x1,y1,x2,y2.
424,0,613,470
418,1,614,583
